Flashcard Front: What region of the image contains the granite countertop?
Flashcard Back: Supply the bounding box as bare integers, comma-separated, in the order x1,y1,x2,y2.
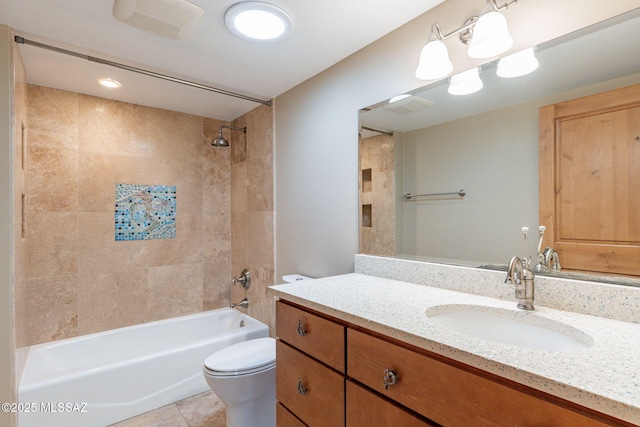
269,273,640,425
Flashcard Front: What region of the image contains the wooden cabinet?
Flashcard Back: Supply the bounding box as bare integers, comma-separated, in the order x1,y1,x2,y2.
346,380,437,427
276,300,627,427
347,328,615,427
276,301,345,372
276,301,346,426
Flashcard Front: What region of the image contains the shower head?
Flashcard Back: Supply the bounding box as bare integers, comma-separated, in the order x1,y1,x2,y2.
211,125,246,147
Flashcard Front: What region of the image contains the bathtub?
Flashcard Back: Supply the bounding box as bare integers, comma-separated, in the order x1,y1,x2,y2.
18,308,269,427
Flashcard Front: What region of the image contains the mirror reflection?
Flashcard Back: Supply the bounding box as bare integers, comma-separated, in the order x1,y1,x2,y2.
358,9,640,286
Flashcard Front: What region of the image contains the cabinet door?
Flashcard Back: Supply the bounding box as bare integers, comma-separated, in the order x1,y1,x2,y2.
277,403,307,427
277,340,345,427
347,328,616,427
539,83,640,276
276,301,346,372
347,380,437,427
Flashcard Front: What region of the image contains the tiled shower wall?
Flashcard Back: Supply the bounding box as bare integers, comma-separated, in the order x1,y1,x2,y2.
359,133,395,256
21,85,274,345
229,104,276,333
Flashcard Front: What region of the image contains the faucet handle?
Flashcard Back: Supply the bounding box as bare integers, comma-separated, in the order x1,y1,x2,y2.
232,269,251,289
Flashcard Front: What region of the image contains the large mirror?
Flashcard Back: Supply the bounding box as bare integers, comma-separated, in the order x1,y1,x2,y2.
358,8,640,286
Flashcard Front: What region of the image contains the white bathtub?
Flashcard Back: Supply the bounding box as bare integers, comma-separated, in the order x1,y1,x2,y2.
18,308,269,427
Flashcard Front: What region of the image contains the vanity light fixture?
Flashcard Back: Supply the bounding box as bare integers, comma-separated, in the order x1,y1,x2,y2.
496,47,539,78
98,78,121,88
225,1,293,43
415,0,517,81
448,67,483,95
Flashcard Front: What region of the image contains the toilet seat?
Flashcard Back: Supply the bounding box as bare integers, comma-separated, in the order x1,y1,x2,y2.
204,337,276,377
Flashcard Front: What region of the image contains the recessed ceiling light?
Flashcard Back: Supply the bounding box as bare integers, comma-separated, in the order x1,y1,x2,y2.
225,2,293,43
98,78,122,88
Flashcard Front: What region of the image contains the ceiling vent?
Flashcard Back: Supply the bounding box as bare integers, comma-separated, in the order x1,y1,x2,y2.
383,95,435,115
113,0,204,40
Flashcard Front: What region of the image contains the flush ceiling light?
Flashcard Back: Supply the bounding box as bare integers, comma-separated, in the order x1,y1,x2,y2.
98,78,122,88
448,67,483,95
497,47,539,78
225,2,293,42
415,0,517,81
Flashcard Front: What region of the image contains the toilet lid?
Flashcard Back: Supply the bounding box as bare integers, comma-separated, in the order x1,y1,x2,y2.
204,337,275,375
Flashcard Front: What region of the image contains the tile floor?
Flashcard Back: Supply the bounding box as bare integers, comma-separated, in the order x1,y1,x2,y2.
108,391,225,427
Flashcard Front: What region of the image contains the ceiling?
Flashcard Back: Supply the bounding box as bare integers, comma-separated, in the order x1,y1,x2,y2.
0,0,445,121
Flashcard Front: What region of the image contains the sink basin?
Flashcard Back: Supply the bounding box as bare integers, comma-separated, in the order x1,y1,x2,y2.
426,305,594,351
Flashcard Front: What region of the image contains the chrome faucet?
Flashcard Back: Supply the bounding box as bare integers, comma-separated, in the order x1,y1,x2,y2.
532,226,562,272
230,298,249,309
505,226,535,310
506,256,535,310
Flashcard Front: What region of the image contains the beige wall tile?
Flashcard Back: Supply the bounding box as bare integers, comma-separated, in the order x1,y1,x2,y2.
247,155,274,212
204,260,231,311
28,85,78,149
203,149,230,214
230,161,247,214
203,212,230,261
146,263,204,321
247,211,274,269
29,145,78,212
28,275,78,344
77,269,148,335
146,107,203,164
78,95,149,156
147,213,202,267
27,211,78,278
78,212,148,275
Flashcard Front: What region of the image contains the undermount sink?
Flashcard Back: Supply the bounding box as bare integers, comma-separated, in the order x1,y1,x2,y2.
426,305,594,351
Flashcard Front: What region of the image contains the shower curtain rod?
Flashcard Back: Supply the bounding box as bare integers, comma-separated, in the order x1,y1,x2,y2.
361,125,394,136
14,36,272,106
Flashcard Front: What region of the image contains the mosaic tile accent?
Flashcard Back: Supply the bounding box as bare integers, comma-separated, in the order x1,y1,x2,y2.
115,184,176,241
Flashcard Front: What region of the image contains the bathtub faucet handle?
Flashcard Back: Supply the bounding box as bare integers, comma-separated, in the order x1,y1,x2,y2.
232,269,251,289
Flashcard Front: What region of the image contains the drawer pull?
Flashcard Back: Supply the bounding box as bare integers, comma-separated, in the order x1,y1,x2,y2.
297,377,307,395
383,369,398,390
297,319,307,336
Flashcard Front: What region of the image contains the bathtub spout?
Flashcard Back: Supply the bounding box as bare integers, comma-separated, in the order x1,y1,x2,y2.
230,298,249,309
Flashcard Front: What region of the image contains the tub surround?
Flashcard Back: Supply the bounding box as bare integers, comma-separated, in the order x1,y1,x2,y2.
269,255,640,425
22,85,276,346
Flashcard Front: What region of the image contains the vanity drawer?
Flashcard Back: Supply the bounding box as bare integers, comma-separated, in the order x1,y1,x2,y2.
276,301,345,372
346,380,438,427
277,340,345,427
347,328,613,427
277,402,307,427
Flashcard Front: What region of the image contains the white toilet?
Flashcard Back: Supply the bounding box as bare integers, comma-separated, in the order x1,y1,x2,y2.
203,337,276,427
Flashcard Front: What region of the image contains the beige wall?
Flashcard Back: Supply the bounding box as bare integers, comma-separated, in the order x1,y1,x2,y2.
401,73,640,264
274,0,640,280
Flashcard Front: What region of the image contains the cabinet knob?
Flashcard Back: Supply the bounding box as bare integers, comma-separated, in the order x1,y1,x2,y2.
297,319,307,336
383,369,398,390
297,377,307,396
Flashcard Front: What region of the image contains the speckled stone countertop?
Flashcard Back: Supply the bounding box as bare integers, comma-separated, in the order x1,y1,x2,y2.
269,273,640,425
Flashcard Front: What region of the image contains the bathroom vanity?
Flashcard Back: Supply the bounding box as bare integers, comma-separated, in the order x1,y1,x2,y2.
270,256,640,427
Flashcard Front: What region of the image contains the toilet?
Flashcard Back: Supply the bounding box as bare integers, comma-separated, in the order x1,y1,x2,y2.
203,337,276,427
